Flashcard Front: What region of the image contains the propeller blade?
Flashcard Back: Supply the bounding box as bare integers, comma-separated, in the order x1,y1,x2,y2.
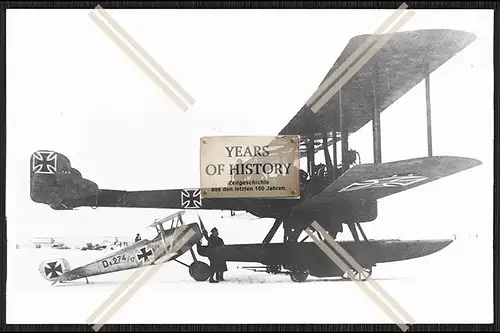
197,214,209,242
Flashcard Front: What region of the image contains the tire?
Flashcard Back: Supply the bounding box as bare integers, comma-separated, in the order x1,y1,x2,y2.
189,261,212,282
290,269,309,282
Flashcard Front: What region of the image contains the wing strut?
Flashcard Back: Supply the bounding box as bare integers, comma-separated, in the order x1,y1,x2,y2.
323,133,332,169
339,88,349,173
372,64,382,164
307,137,315,176
332,130,338,179
262,219,283,244
425,64,433,157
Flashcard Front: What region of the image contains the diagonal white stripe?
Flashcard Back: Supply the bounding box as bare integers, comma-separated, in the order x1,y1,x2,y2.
93,5,196,106
88,6,194,112
311,221,415,325
311,8,415,113
306,228,410,331
306,3,409,107
89,229,196,331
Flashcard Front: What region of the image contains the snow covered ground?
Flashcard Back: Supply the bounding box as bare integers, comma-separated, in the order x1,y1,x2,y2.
6,232,493,325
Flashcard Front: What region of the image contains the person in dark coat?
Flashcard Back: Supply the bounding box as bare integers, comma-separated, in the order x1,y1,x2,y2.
135,233,142,242
208,227,227,283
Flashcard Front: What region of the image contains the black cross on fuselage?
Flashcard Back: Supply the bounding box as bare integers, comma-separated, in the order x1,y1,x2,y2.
45,261,63,278
186,192,197,204
137,247,153,263
182,189,201,208
34,152,56,174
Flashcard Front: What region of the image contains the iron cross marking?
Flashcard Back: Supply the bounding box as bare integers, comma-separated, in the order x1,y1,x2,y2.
33,151,57,174
181,189,202,208
137,246,153,263
338,174,428,192
45,261,63,279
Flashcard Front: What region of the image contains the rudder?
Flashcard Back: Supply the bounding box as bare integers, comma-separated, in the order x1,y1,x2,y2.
39,258,71,282
30,150,99,209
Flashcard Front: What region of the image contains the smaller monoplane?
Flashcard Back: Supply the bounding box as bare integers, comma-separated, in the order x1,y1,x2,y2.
39,211,212,285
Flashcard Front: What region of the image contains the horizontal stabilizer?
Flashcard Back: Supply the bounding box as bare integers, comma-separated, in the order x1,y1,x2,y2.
293,156,481,211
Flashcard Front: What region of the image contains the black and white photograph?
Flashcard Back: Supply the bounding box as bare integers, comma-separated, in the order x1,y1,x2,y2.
5,7,494,326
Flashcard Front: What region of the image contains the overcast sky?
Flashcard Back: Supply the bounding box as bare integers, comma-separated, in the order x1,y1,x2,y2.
6,9,493,246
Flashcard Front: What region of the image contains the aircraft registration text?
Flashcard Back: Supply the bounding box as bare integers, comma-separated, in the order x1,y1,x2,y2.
101,254,135,268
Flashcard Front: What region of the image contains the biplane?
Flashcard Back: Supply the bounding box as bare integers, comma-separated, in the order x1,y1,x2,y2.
39,211,212,285
31,29,481,283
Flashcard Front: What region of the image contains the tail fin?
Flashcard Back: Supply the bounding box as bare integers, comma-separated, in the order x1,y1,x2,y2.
39,258,71,282
30,150,99,209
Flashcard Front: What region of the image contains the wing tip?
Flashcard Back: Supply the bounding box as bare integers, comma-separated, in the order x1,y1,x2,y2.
438,155,483,171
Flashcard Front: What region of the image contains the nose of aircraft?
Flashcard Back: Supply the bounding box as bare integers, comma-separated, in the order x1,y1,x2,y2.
174,223,203,254
186,223,203,245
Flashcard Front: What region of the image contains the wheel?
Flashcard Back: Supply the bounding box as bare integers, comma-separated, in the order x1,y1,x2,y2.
342,266,372,281
189,261,212,282
290,269,309,282
267,265,281,274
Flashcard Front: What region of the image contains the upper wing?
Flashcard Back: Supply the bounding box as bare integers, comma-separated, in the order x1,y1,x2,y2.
292,156,482,211
278,29,477,155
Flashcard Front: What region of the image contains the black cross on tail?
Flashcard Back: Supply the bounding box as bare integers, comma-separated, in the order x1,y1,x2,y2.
44,261,63,279
32,151,57,174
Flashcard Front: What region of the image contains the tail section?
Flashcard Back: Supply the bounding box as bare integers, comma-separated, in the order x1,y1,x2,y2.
29,150,246,211
30,150,99,209
38,258,71,282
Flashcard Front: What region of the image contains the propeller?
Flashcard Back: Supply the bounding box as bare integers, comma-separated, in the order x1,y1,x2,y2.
197,214,210,242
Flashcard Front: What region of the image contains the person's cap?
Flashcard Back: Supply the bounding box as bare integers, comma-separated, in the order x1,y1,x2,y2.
211,227,218,233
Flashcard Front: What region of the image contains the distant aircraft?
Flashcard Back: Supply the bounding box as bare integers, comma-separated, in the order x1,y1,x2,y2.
30,237,55,249
31,29,481,282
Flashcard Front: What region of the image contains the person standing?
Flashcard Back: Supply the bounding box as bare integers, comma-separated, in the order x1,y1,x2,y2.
208,227,227,283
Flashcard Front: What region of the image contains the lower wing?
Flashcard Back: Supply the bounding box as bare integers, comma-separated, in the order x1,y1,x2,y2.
292,155,481,211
